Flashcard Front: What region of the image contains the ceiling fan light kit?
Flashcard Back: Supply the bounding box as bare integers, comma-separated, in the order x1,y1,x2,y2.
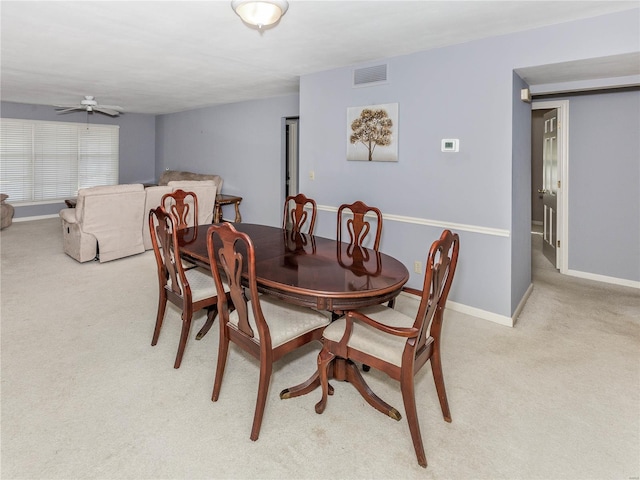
231,0,288,29
54,95,123,117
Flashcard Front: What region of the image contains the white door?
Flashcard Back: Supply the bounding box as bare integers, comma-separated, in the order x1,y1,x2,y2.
541,109,559,269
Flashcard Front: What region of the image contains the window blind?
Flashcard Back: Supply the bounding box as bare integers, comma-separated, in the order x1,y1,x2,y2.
0,118,119,204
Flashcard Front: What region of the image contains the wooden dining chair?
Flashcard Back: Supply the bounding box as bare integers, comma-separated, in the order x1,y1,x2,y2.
149,206,227,368
206,222,330,441
162,189,198,230
315,229,460,468
337,200,383,251
283,193,317,234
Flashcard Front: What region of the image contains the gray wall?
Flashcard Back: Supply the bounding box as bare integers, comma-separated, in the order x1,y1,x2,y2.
155,95,300,227
564,89,640,282
511,73,532,314
297,9,639,319
0,101,156,218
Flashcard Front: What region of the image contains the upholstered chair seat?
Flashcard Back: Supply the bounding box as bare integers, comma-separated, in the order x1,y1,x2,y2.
228,295,331,348
322,304,414,367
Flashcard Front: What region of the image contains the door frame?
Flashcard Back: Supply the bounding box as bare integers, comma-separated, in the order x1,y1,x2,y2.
532,99,569,274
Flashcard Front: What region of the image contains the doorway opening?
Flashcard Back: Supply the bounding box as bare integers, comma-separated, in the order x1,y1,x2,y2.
531,100,569,274
285,117,299,198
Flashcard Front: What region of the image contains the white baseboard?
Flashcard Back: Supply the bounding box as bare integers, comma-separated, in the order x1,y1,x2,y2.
512,283,534,326
446,300,514,327
13,214,59,222
566,269,639,289
397,291,515,327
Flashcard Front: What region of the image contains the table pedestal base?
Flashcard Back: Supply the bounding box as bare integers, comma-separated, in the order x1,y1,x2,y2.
280,358,401,421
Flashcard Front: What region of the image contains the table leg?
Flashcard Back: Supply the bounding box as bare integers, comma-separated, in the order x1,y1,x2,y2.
280,358,401,421
280,371,331,399
234,201,242,223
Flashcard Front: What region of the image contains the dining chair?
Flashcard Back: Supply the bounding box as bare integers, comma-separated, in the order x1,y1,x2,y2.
206,222,331,441
315,229,460,468
337,200,383,251
149,206,227,368
162,189,198,230
282,193,317,234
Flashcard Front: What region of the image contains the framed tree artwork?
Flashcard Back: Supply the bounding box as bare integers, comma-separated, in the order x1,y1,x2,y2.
347,103,398,162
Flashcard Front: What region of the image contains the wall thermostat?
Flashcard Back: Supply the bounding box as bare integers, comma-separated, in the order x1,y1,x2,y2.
441,139,459,152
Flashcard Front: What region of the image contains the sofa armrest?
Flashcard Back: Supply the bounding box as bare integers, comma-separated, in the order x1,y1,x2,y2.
59,208,78,224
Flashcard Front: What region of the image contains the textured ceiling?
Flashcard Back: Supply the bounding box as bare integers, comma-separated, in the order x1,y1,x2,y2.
1,1,638,115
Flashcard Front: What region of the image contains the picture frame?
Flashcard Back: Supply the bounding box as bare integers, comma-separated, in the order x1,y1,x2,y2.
347,103,398,162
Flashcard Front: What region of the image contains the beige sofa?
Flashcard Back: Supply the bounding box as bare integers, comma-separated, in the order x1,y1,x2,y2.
60,178,221,263
158,170,223,188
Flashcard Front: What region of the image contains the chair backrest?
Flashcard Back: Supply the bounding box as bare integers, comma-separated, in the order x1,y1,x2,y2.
283,193,317,234
149,206,190,301
337,201,383,251
162,189,198,230
76,183,147,262
413,230,460,352
167,180,218,224
207,222,266,343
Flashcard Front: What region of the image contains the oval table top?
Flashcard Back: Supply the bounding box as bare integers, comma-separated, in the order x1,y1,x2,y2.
178,223,409,312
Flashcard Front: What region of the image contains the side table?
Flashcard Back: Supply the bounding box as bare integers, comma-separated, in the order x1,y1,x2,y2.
214,194,242,223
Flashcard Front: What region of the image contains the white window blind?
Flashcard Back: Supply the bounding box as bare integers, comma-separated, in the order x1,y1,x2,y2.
0,118,119,204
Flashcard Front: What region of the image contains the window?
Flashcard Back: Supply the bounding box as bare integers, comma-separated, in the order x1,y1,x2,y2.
0,118,119,204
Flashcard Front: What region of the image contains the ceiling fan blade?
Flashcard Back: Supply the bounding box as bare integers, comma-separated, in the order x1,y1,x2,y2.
55,104,80,109
98,104,123,111
56,107,82,114
94,107,120,116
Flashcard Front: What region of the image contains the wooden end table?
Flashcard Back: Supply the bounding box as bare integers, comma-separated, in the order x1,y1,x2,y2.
214,194,242,223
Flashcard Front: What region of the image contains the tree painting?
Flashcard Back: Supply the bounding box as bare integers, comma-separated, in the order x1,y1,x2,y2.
347,103,398,162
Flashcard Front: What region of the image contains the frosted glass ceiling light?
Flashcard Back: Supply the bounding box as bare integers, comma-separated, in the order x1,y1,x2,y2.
231,0,289,29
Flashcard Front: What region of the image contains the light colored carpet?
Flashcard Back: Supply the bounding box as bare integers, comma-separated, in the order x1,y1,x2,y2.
1,219,638,480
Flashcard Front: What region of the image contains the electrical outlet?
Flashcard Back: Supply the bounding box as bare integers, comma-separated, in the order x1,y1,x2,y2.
309,170,315,180
414,261,422,274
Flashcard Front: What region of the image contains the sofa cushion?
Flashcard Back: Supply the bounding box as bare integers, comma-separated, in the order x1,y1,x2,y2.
158,170,223,193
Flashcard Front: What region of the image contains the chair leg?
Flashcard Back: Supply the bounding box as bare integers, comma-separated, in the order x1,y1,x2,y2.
431,349,452,422
173,311,192,369
212,326,230,402
315,346,335,414
250,358,273,441
401,375,427,468
151,292,167,346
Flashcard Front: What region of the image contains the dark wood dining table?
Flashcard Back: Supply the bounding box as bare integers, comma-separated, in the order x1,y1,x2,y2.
178,222,410,407
178,223,410,314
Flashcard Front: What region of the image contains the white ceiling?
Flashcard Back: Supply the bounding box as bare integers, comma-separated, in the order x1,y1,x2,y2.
1,1,638,115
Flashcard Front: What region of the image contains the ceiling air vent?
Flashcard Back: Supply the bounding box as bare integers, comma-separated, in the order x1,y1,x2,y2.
353,64,388,87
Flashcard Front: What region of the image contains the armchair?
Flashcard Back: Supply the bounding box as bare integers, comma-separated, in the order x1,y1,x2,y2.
59,184,146,263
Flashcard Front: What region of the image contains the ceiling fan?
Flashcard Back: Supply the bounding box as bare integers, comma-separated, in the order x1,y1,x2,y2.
54,96,123,116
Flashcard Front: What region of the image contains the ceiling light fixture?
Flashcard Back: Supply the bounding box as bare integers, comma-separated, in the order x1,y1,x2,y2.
231,0,289,29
